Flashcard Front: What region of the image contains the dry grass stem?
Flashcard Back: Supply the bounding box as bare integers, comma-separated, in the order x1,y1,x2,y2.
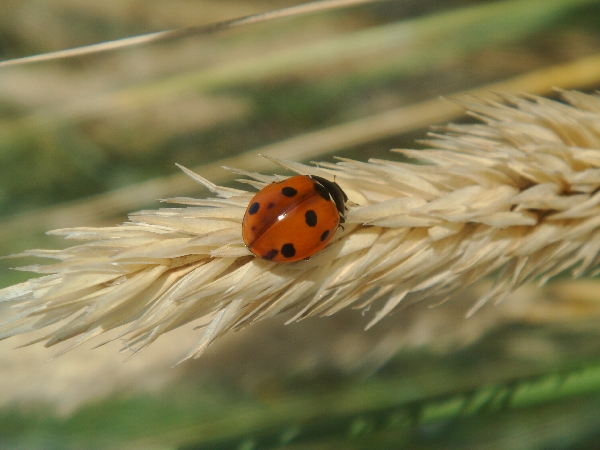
2,90,600,362
0,0,382,68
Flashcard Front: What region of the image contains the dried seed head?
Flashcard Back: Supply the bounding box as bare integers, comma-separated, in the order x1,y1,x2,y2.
2,90,600,362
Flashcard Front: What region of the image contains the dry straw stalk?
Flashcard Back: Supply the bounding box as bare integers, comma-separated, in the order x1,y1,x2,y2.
2,90,600,362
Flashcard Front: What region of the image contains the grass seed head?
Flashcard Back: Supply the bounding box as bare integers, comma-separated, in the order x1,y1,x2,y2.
2,90,600,362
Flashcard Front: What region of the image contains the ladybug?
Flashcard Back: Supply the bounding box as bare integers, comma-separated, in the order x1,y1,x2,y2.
242,175,348,262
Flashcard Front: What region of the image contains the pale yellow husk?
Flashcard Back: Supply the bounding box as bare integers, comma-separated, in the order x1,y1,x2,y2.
2,90,600,362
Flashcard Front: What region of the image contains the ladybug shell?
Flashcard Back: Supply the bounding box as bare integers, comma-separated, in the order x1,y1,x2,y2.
242,175,346,262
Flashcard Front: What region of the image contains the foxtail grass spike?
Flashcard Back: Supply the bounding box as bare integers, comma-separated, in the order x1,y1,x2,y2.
2,90,600,362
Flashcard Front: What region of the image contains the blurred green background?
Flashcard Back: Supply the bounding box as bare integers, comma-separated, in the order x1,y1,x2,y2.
1,0,600,448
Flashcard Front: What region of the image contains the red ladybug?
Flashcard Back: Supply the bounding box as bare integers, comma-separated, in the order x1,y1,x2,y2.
242,175,348,262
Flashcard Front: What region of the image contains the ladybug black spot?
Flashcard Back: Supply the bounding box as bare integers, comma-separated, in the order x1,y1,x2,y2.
281,243,296,258
320,230,329,241
305,210,317,227
248,202,260,215
267,202,275,209
281,186,298,197
264,249,279,260
313,182,331,202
